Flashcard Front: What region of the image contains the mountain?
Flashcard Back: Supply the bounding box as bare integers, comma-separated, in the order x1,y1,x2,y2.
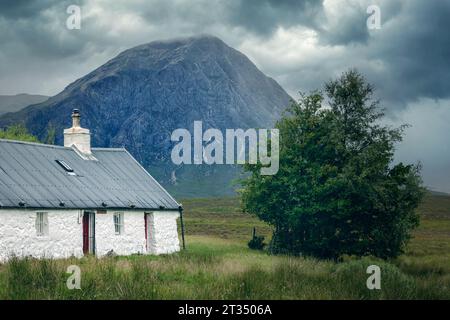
0,94,49,115
0,35,291,197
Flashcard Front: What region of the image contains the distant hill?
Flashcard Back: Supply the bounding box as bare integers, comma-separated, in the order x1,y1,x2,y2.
0,94,49,115
427,190,449,197
0,35,291,198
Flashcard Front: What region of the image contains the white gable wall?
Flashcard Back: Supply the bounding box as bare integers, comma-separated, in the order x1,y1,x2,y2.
147,211,181,255
0,209,181,262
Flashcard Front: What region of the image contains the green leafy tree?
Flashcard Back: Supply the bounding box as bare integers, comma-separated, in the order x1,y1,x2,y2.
0,124,39,143
240,70,424,260
45,124,56,145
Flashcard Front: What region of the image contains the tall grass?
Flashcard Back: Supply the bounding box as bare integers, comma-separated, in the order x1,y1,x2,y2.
1,194,449,300
0,237,448,300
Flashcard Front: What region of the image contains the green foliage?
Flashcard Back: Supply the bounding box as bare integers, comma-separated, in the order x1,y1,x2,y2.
240,70,425,259
248,227,266,250
45,124,56,145
0,124,39,143
248,236,266,250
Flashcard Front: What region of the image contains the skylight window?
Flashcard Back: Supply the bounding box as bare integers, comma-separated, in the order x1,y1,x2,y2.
55,160,76,175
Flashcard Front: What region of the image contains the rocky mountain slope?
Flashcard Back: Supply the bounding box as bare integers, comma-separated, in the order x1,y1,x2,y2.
0,35,291,197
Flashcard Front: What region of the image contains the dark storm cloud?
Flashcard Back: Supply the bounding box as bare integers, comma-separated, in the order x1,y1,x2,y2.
258,0,450,107
0,0,448,105
227,0,324,36
0,0,56,18
0,0,449,191
0,0,88,58
368,0,450,104
317,1,403,46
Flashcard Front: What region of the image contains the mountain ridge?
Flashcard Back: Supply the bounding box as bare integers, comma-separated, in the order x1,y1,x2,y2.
0,35,291,197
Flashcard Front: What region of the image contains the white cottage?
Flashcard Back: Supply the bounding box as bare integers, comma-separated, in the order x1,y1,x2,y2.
0,109,185,262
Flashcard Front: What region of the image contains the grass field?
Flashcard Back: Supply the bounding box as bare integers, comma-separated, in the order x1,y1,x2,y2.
0,194,449,299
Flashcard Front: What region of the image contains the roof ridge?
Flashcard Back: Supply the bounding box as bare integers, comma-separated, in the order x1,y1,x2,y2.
0,139,68,149
0,139,127,152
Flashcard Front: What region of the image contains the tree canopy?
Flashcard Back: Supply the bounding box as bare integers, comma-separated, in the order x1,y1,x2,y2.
0,124,39,143
240,70,424,260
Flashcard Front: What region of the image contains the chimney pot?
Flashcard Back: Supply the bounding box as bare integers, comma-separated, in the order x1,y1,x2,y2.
64,109,92,155
72,109,81,128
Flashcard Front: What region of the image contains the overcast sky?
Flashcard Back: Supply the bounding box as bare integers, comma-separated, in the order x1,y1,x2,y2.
0,0,449,192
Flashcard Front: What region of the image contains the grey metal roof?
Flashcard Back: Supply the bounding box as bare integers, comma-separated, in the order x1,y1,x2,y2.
0,139,180,210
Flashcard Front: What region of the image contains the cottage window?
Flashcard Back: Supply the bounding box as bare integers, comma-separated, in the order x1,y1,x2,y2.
36,212,49,236
114,212,124,235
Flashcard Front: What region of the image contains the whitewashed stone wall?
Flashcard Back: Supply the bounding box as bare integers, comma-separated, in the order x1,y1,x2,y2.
95,210,147,256
0,209,83,262
147,211,181,255
0,209,181,262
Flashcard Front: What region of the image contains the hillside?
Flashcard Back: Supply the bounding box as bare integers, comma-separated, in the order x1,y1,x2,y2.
0,94,48,115
0,35,291,198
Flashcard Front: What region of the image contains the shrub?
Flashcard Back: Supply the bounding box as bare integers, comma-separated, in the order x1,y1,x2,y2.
248,235,266,250
333,258,417,299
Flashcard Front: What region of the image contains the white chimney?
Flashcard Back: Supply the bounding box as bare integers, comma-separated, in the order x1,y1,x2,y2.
64,109,92,155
